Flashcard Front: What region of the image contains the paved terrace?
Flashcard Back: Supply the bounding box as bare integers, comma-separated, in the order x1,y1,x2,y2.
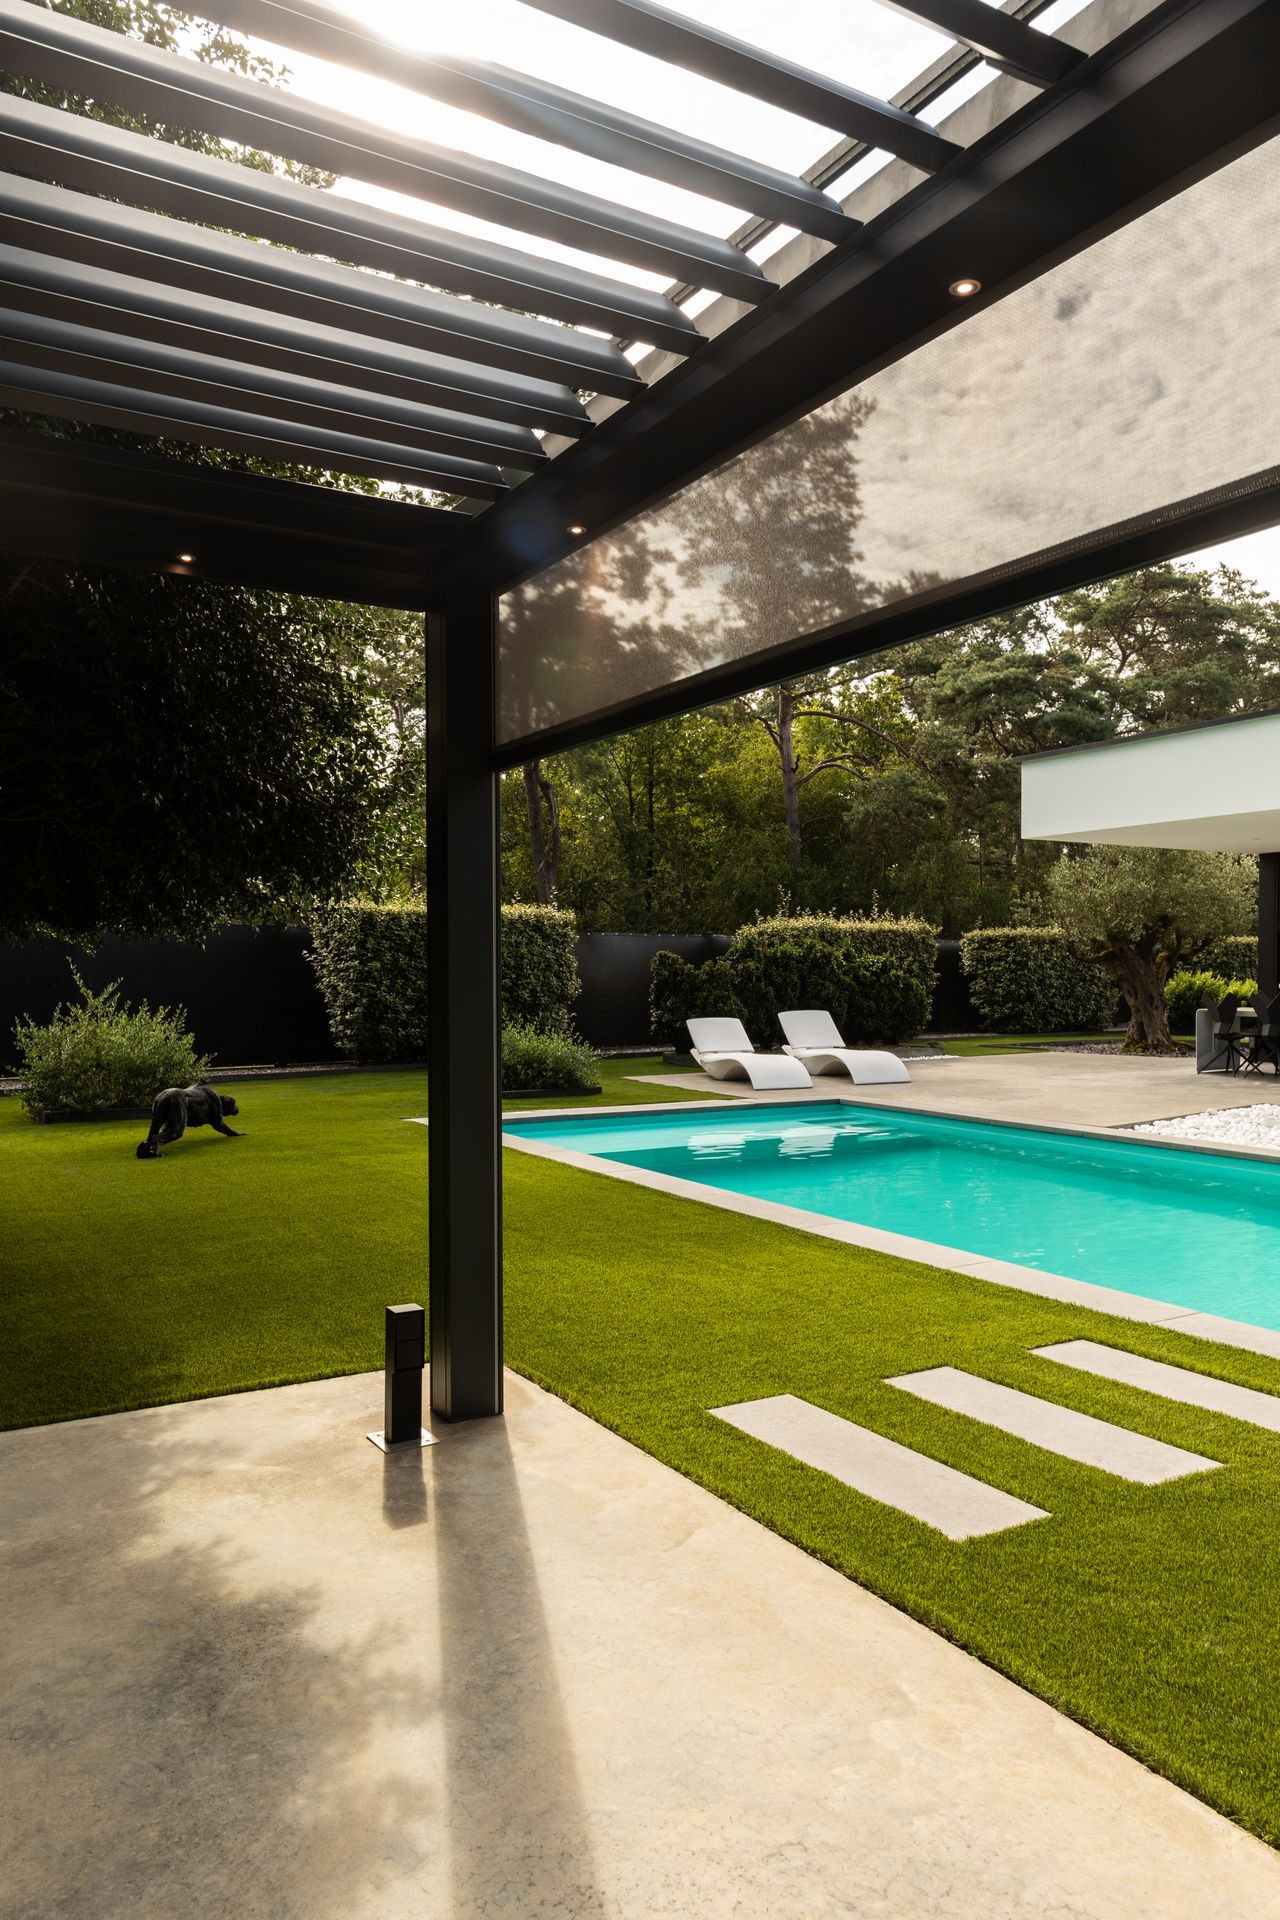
3,1367,1279,1920
640,1048,1280,1130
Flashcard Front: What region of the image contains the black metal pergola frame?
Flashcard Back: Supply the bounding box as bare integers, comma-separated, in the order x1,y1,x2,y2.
2,0,1278,1417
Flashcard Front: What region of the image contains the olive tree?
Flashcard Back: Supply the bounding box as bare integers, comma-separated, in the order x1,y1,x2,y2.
1044,845,1256,1051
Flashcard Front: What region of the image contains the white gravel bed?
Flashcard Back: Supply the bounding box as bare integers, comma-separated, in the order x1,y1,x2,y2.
1129,1104,1280,1151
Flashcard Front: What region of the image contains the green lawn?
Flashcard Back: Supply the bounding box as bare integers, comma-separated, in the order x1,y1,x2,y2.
4,1062,1280,1844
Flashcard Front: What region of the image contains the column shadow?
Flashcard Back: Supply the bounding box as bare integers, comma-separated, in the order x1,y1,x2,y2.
433,1415,606,1918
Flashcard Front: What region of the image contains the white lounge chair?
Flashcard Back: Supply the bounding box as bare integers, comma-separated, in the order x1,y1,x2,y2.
778,1009,911,1085
686,1017,813,1089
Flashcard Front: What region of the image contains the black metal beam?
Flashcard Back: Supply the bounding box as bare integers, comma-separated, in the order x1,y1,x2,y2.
188,0,856,242
0,100,697,365
0,362,508,499
0,308,547,470
0,0,768,300
0,426,458,604
649,0,1067,324
519,0,962,172
869,0,1085,88
426,593,503,1421
492,463,1280,766
1260,853,1280,1002
0,243,590,439
445,0,1280,601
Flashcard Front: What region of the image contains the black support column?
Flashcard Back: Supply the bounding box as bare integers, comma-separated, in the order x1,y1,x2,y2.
426,592,503,1420
1260,853,1280,1003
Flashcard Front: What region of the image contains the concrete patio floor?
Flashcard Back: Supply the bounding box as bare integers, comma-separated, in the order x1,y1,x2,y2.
637,1048,1280,1131
4,1369,1278,1919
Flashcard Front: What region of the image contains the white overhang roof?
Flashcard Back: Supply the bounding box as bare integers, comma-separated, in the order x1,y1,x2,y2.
1021,709,1280,855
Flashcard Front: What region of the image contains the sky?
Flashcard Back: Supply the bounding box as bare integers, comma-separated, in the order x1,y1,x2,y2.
228,0,1280,595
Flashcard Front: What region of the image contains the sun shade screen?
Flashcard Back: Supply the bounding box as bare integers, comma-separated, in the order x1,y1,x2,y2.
498,132,1280,746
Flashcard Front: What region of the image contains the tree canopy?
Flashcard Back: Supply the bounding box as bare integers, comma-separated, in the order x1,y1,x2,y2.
500,562,1280,936
0,560,405,942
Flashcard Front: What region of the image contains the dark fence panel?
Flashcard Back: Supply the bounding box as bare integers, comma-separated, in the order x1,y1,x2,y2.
3,926,980,1065
573,932,731,1048
0,926,336,1070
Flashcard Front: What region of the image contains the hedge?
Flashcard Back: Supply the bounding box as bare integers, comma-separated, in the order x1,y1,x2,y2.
1165,970,1257,1034
650,914,936,1049
959,928,1115,1034
649,952,743,1051
500,903,581,1033
1198,936,1259,979
306,902,580,1062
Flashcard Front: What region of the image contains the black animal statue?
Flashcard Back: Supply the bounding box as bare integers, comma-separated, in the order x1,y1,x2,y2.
136,1082,242,1158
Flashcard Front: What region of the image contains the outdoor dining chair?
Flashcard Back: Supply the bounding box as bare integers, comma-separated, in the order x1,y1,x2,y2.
1245,993,1280,1075
1200,993,1246,1074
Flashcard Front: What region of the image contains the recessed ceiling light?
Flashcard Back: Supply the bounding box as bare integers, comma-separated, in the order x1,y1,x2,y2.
949,277,982,299
177,551,195,563
567,523,586,536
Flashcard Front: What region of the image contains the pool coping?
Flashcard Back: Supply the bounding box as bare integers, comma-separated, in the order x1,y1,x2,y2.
502,1095,1280,1363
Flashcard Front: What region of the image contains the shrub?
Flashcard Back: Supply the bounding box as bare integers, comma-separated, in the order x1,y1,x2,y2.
960,928,1115,1033
307,903,429,1063
499,903,580,1033
649,952,743,1050
14,968,209,1116
727,915,936,1045
649,915,935,1048
307,902,581,1061
1165,970,1257,1033
502,1024,599,1092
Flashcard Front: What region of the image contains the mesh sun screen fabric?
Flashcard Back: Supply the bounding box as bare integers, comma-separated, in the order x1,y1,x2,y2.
498,133,1280,747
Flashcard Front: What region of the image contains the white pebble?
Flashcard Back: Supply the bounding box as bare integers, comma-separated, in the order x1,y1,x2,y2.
1129,1104,1280,1152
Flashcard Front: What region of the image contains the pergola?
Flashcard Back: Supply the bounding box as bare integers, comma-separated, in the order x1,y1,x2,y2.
2,0,1277,1417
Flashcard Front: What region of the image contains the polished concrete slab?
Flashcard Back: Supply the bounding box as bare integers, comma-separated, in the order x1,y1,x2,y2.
711,1391,1048,1539
1037,1339,1280,1431
4,1370,1280,1919
888,1367,1220,1483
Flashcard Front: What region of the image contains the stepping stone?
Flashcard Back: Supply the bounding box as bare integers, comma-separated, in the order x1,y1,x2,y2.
887,1367,1220,1484
1035,1339,1280,1433
710,1394,1048,1540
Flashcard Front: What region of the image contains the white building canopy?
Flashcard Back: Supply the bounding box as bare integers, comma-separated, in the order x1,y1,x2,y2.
1021,708,1280,998
1021,709,1280,856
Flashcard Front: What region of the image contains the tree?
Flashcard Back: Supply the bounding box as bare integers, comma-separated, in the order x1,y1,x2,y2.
4,0,331,181
0,560,398,942
1044,846,1256,1051
334,607,426,895
521,760,561,904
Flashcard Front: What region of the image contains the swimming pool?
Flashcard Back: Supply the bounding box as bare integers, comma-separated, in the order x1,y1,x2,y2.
504,1101,1280,1331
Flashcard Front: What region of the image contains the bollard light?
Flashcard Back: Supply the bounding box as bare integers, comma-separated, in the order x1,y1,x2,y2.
367,1302,434,1451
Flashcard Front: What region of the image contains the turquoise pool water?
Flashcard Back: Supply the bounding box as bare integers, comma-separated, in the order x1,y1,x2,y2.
504,1101,1280,1330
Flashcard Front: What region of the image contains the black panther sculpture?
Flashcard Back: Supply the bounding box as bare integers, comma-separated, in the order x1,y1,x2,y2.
136,1082,241,1158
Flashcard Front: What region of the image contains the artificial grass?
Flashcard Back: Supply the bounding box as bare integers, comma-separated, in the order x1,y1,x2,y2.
4,1058,1280,1843
0,1057,710,1427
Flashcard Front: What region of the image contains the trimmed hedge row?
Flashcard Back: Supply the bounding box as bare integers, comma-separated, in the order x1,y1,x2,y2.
1165,970,1257,1033
1198,936,1259,980
959,927,1115,1034
650,914,936,1049
306,902,580,1062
